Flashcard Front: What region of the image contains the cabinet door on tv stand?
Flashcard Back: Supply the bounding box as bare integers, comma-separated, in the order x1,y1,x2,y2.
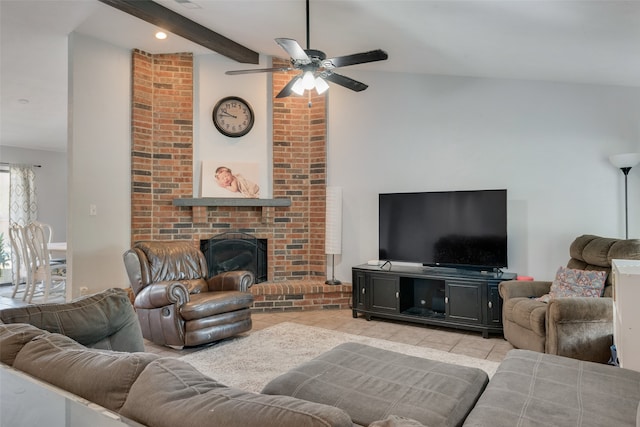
445,280,482,324
370,274,399,314
486,283,502,326
352,270,368,318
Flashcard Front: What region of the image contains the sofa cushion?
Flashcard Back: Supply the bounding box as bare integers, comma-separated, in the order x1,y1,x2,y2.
462,349,640,427
369,415,427,427
262,342,489,427
135,241,208,289
120,357,353,427
13,333,158,412
548,266,607,298
0,323,47,366
181,291,254,320
0,288,145,352
570,235,618,267
609,240,640,264
502,297,546,336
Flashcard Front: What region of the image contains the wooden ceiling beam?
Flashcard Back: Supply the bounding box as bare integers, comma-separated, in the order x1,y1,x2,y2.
98,0,259,64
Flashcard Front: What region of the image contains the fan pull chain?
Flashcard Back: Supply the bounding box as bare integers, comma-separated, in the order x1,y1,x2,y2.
306,0,310,50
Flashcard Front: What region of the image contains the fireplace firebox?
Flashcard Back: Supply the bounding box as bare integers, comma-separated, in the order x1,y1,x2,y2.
200,232,267,283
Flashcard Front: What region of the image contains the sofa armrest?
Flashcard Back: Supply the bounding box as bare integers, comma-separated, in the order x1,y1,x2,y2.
499,280,552,300
545,297,613,363
207,270,255,292
134,282,189,309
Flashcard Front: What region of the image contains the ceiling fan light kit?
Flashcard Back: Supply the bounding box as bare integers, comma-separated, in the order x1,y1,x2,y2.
291,77,306,96
314,76,330,94
225,0,388,98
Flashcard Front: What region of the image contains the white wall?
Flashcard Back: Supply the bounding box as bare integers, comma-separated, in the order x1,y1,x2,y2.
0,146,67,240
67,33,132,297
328,70,640,282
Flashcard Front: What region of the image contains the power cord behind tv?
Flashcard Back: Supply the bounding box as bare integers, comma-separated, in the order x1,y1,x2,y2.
379,260,392,270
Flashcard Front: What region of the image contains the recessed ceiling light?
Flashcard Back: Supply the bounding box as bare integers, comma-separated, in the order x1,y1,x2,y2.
155,31,167,40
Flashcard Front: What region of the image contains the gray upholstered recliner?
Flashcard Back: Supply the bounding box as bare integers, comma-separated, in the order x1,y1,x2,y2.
499,235,640,363
123,240,255,348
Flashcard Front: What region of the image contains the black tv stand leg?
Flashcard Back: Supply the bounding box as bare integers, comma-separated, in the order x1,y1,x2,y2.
482,330,489,339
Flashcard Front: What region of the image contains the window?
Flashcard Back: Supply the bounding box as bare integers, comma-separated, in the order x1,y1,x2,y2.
0,169,11,284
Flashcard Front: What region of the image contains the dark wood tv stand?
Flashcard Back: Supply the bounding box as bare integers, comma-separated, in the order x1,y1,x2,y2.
352,264,517,338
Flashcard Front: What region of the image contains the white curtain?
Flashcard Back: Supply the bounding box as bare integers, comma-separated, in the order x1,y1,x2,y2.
9,165,37,226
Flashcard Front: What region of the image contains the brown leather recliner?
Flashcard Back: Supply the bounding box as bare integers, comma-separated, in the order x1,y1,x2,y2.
500,235,640,363
123,241,255,348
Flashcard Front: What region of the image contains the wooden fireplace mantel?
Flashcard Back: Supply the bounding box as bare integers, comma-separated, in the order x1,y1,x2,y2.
173,197,291,207
173,197,291,223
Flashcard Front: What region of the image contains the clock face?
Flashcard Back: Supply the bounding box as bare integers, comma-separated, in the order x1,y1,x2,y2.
212,96,254,137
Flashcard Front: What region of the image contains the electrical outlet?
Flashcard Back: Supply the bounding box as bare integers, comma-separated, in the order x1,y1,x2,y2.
89,204,97,216
80,287,89,296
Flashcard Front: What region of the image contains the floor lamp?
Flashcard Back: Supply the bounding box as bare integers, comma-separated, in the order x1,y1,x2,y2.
609,153,640,239
325,186,342,285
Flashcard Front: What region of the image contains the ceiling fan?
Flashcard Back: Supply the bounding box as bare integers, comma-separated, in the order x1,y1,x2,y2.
225,0,388,98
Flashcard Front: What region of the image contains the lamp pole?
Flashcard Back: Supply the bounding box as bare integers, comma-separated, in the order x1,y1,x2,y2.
609,153,640,240
621,167,631,239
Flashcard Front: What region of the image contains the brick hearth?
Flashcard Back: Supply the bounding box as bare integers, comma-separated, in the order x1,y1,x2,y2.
250,281,352,312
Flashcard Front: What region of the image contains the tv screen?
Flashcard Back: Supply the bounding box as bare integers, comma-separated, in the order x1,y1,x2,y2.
378,189,507,270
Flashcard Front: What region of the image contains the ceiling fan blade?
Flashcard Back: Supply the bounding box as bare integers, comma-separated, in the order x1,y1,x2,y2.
275,75,302,98
323,49,388,69
323,73,369,92
226,66,293,75
275,38,310,62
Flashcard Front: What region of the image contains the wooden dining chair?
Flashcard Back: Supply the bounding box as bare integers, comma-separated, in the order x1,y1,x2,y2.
7,223,30,300
23,222,66,302
32,221,65,263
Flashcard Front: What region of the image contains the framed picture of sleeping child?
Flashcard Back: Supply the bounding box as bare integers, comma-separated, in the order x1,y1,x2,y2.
200,160,260,199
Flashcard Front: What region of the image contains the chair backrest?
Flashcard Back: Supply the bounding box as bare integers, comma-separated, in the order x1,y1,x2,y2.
32,221,53,243
567,234,640,295
8,223,27,285
124,241,209,295
23,222,51,272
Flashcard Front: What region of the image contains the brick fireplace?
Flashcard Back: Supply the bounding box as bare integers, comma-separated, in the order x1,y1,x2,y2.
129,50,351,311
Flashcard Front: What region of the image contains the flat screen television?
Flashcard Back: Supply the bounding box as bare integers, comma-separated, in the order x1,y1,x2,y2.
378,189,508,270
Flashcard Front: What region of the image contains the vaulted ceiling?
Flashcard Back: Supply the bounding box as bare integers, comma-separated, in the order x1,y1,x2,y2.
2,0,639,152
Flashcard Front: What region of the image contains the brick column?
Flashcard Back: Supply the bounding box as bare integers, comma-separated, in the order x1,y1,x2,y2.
131,51,194,243
272,58,327,281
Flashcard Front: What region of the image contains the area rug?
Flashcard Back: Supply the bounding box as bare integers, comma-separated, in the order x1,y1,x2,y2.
179,322,499,393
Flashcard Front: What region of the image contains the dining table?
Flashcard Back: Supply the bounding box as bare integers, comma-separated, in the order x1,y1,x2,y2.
48,242,67,261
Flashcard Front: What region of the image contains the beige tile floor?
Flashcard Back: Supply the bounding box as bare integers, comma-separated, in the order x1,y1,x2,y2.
142,309,514,361
0,292,514,362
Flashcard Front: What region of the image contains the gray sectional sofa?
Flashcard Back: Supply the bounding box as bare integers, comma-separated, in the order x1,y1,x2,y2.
2,288,639,427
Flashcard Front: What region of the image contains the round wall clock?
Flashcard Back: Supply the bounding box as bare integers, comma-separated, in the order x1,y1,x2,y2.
212,96,254,138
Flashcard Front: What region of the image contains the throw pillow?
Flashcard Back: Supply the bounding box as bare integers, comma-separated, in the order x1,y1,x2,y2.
548,266,607,298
